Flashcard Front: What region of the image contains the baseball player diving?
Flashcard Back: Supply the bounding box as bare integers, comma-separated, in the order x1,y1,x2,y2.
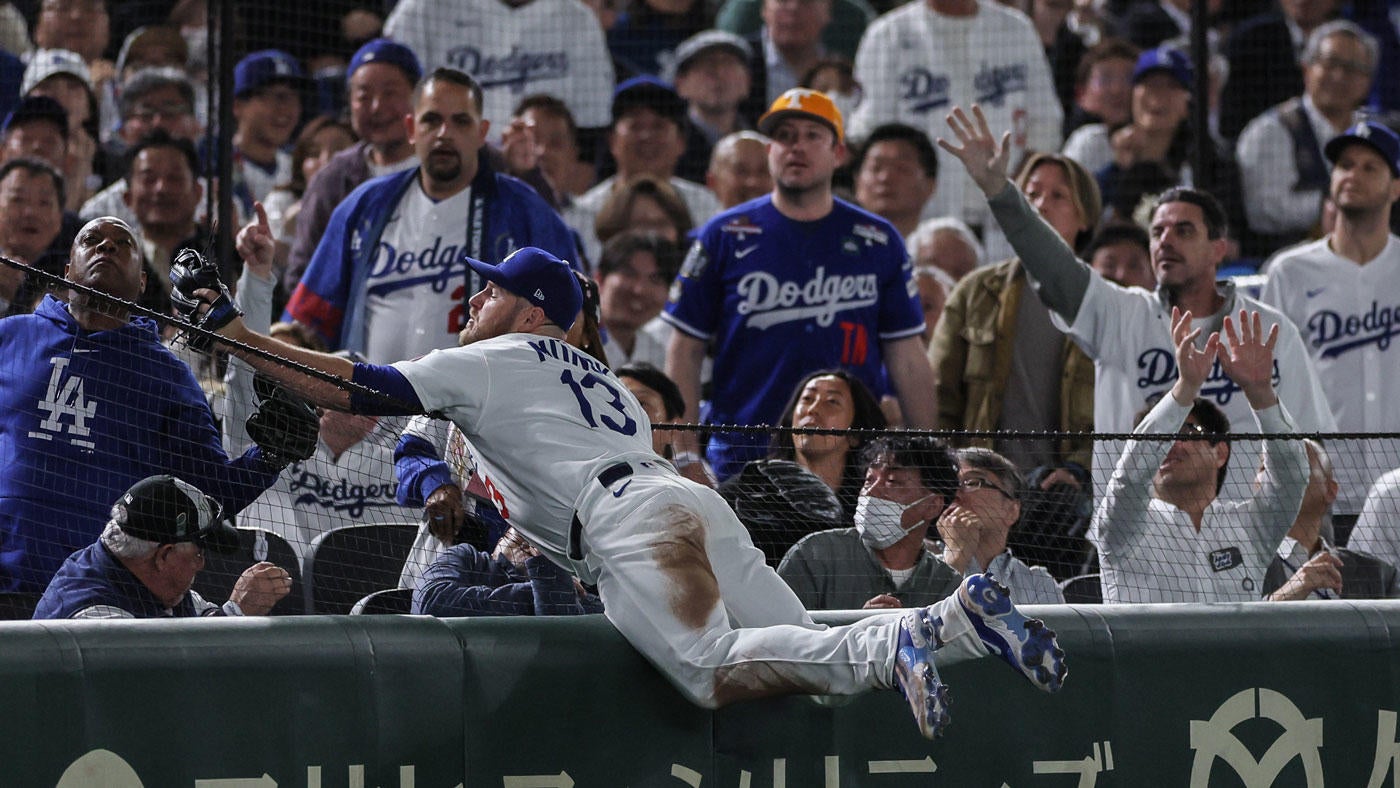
170,243,1066,739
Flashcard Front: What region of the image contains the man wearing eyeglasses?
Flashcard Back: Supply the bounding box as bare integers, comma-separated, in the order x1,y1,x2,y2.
936,447,1064,604
1091,307,1310,604
33,475,292,619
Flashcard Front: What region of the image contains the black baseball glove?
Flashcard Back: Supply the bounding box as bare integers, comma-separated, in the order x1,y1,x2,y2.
246,375,320,468
169,248,242,351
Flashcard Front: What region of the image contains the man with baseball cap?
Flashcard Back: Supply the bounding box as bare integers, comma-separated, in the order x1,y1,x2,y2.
33,475,293,619
179,229,1065,740
565,75,722,266
665,87,937,479
670,31,755,183
286,38,422,290
231,49,307,216
1263,120,1400,535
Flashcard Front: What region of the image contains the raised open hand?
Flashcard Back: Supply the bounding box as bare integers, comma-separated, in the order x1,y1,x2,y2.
1218,309,1279,409
1169,306,1219,404
936,105,1011,197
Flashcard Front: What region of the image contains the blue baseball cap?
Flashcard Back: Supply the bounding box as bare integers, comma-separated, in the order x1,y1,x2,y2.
466,247,583,330
1324,120,1400,176
2,94,69,139
234,49,306,97
611,75,686,126
1133,47,1192,89
348,38,422,84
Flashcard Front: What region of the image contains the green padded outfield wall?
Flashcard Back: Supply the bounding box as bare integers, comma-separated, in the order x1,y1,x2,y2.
2,603,1399,786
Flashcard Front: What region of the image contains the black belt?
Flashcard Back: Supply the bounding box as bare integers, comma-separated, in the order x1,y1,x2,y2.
569,462,633,560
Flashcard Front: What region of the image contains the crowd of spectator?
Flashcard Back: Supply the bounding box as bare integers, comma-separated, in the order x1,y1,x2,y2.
2,0,1399,619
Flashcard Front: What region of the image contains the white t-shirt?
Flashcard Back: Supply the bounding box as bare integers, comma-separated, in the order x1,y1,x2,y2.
364,184,475,364
1261,235,1400,513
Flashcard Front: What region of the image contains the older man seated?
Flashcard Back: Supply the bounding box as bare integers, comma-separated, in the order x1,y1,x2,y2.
33,475,292,618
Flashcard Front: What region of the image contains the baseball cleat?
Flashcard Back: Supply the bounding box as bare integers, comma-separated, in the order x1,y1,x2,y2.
958,573,1067,693
893,608,952,739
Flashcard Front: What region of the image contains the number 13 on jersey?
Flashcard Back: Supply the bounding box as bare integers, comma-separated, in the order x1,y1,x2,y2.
560,370,638,435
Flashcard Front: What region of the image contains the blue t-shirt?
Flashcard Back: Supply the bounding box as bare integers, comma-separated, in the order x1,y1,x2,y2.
662,196,923,478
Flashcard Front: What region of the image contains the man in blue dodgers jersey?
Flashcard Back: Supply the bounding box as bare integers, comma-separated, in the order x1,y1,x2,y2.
284,67,577,363
940,105,1336,502
1262,121,1400,523
0,217,283,593
665,89,938,480
186,245,1065,741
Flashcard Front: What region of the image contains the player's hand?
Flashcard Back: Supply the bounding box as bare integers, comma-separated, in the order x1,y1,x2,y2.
1168,306,1219,405
937,104,1012,197
236,202,276,280
424,483,465,544
170,248,244,350
1269,551,1343,601
862,593,902,609
230,561,293,615
1218,309,1279,410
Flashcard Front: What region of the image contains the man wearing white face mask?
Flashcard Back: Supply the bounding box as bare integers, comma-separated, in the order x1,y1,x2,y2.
778,436,962,610
937,448,1064,604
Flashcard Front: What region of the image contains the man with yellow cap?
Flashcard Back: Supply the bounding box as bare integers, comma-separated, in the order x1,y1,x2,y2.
663,88,938,480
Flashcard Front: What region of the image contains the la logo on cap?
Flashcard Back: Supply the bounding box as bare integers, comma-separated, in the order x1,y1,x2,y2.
534,288,546,300
1358,124,1372,139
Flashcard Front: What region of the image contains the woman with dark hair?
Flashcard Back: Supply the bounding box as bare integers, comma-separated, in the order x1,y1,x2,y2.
767,369,888,518
593,173,694,248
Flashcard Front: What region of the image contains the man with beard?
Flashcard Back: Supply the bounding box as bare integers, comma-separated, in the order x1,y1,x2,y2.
180,244,1066,742
664,89,937,480
284,67,577,363
1263,121,1400,534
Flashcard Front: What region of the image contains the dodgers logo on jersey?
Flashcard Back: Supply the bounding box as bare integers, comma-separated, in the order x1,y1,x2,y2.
1136,348,1281,405
366,235,464,295
973,62,1028,107
287,466,398,518
899,68,951,114
735,267,880,329
1307,301,1400,359
445,45,569,93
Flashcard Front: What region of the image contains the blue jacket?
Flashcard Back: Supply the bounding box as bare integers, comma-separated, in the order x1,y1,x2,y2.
33,540,214,618
283,152,579,353
412,544,603,617
0,296,281,592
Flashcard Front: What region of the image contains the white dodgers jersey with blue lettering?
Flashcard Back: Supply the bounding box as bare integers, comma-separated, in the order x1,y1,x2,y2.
394,333,656,564
1262,235,1400,512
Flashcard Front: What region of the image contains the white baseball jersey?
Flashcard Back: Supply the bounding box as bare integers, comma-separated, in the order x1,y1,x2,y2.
392,331,1004,707
1261,235,1400,513
384,0,615,131
1091,396,1308,603
1349,468,1400,570
1061,275,1337,501
364,184,476,364
850,0,1062,229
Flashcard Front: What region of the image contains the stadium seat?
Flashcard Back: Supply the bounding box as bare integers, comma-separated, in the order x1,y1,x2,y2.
193,528,304,615
305,523,419,614
1058,573,1103,604
0,591,42,620
349,587,414,615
